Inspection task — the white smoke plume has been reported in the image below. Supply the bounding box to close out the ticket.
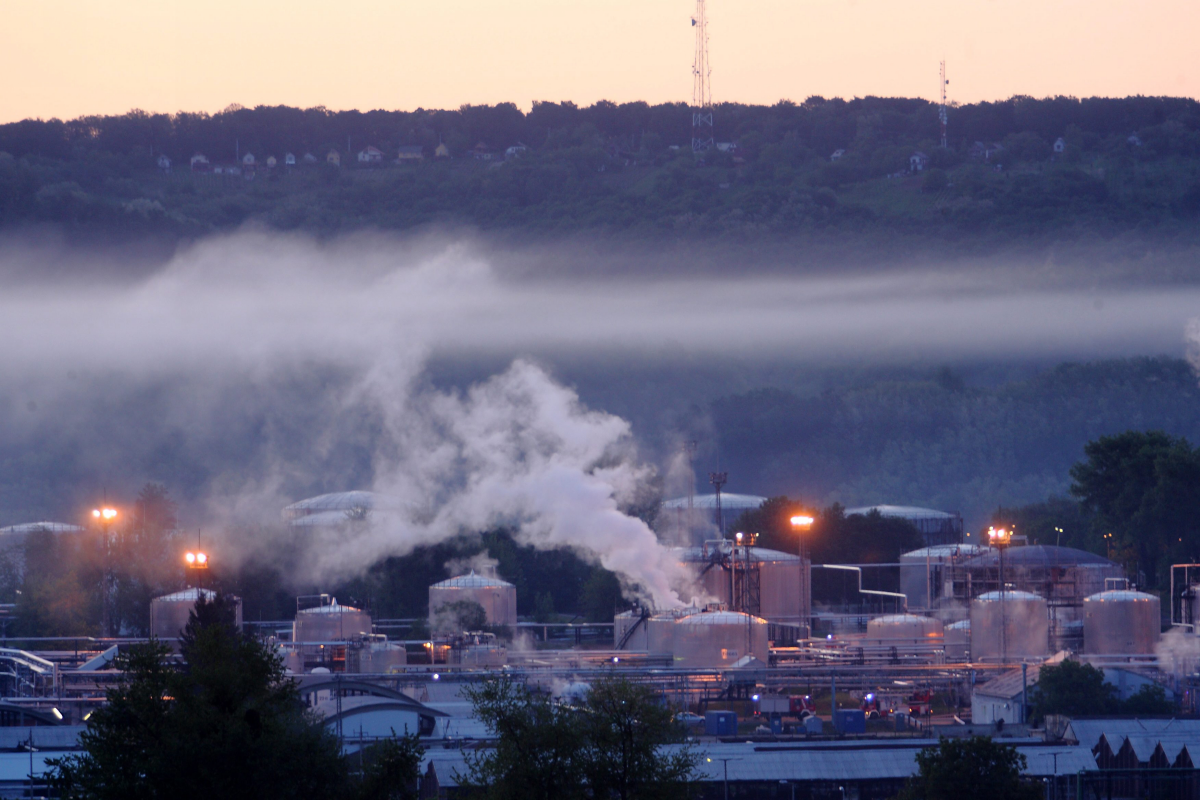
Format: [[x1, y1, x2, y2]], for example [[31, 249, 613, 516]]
[[444, 552, 501, 579]]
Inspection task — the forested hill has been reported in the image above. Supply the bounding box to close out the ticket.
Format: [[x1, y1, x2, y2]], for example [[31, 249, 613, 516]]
[[1, 96, 1199, 242]]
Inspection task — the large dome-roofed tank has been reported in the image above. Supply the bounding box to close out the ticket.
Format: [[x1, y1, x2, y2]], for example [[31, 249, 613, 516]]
[[672, 610, 769, 668], [293, 599, 373, 642], [945, 619, 971, 662], [1083, 590, 1161, 655], [429, 571, 518, 632], [969, 590, 1049, 661], [614, 610, 650, 651], [674, 545, 801, 624], [151, 588, 243, 643], [900, 544, 991, 610], [866, 614, 944, 640]]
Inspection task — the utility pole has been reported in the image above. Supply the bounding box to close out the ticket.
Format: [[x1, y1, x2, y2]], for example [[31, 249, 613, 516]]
[[939, 60, 949, 149], [691, 0, 714, 153]]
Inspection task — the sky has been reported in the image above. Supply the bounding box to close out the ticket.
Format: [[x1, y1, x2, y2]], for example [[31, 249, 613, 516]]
[[1, 0, 1196, 124]]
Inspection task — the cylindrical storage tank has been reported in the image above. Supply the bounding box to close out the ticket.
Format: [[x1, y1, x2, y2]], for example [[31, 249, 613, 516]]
[[945, 620, 970, 662], [645, 607, 698, 655], [356, 640, 408, 673], [1083, 590, 1161, 655], [866, 614, 944, 640], [674, 546, 801, 623], [293, 599, 373, 642], [614, 610, 649, 651], [672, 611, 769, 669], [969, 590, 1049, 661], [151, 588, 243, 643], [429, 571, 518, 632], [900, 545, 991, 610]]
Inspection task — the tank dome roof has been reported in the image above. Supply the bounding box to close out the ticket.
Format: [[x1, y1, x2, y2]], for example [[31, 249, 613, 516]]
[[431, 571, 514, 589]]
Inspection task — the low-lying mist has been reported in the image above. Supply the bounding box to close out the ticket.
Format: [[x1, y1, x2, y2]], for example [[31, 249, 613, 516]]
[[1, 228, 1198, 598]]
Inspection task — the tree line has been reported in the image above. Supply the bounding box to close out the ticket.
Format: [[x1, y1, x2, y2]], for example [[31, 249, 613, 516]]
[[1, 96, 1198, 238]]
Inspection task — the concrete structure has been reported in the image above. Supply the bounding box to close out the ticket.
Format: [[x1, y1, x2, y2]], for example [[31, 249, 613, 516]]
[[845, 505, 963, 547], [1083, 590, 1161, 655], [671, 610, 768, 669], [429, 572, 517, 631], [969, 590, 1049, 662], [150, 588, 243, 642], [293, 599, 372, 642], [900, 544, 990, 610]]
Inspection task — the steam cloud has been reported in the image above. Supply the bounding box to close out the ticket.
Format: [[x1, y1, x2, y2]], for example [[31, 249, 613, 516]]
[[3, 228, 1200, 606]]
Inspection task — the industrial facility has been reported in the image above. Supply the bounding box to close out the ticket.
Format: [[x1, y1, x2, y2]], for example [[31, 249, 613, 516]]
[[0, 490, 1196, 799]]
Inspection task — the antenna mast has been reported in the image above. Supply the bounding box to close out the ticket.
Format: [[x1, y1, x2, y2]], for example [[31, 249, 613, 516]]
[[939, 60, 949, 149], [691, 0, 713, 152]]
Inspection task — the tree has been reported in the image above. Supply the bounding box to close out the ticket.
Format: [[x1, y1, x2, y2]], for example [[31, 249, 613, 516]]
[[49, 594, 347, 800], [459, 674, 698, 800], [1029, 660, 1117, 723], [1069, 431, 1200, 589], [1120, 683, 1177, 716], [580, 676, 699, 800], [458, 675, 586, 800], [354, 733, 424, 800], [897, 736, 1041, 800]]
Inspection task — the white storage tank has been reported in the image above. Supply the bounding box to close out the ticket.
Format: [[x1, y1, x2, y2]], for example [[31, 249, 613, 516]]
[[353, 636, 408, 672], [293, 599, 373, 642], [900, 545, 991, 610], [866, 614, 944, 640], [429, 571, 518, 632], [614, 610, 649, 651], [645, 606, 699, 655], [945, 620, 971, 662], [672, 610, 769, 669], [1083, 590, 1161, 655], [674, 545, 801, 624], [969, 590, 1049, 661], [151, 588, 243, 642]]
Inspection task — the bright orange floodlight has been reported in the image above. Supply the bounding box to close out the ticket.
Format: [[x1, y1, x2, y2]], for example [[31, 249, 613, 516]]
[[790, 515, 814, 527]]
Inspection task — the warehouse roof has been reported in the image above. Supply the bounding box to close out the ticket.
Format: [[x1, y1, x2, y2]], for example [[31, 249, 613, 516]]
[[902, 544, 990, 559], [1067, 718, 1200, 763], [0, 521, 84, 535], [154, 588, 220, 603]]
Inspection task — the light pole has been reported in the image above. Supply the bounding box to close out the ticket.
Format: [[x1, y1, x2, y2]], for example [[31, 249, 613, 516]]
[[779, 780, 795, 800], [790, 515, 814, 637], [92, 506, 117, 637], [184, 550, 209, 590], [707, 756, 741, 800]]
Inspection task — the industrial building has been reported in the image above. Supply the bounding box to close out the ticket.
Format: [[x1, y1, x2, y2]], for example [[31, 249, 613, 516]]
[[674, 541, 804, 628]]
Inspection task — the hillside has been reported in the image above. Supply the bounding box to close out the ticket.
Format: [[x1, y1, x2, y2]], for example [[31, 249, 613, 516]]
[[2, 96, 1199, 244]]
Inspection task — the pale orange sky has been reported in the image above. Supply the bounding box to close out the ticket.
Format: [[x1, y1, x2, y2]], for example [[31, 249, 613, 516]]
[[1, 0, 1196, 124]]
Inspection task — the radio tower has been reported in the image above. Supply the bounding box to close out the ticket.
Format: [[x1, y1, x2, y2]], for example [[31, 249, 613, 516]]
[[691, 0, 713, 153], [939, 60, 949, 149]]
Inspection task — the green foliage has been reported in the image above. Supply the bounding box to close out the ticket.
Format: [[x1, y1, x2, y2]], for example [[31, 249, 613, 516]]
[[732, 498, 922, 567], [579, 567, 625, 622], [1030, 660, 1117, 722], [353, 733, 424, 800], [897, 736, 1041, 800], [1030, 660, 1178, 723], [1069, 430, 1200, 588], [458, 674, 698, 800], [48, 595, 347, 800], [533, 591, 557, 623]]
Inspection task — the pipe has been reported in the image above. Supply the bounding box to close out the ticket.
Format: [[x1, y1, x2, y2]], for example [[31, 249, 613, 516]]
[[815, 565, 909, 610]]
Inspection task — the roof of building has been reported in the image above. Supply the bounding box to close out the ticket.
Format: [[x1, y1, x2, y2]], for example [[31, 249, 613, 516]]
[[966, 545, 1113, 568], [662, 493, 768, 511], [673, 545, 800, 564], [676, 611, 766, 626], [973, 664, 1044, 701], [0, 521, 85, 535], [1084, 590, 1159, 603], [974, 590, 1045, 603], [845, 505, 957, 520], [901, 544, 990, 559], [431, 571, 514, 589], [154, 588, 220, 603], [1067, 718, 1200, 764]]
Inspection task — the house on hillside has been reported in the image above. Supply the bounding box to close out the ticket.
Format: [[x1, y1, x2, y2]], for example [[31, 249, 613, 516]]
[[470, 142, 492, 161], [157, 154, 171, 172], [504, 144, 528, 160], [284, 152, 296, 166], [434, 142, 450, 159], [190, 153, 211, 172], [909, 151, 929, 172], [968, 141, 1003, 162], [1053, 137, 1066, 154], [830, 149, 845, 162], [357, 146, 383, 164], [397, 145, 424, 162], [266, 155, 277, 168], [303, 152, 318, 164], [327, 150, 341, 166]]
